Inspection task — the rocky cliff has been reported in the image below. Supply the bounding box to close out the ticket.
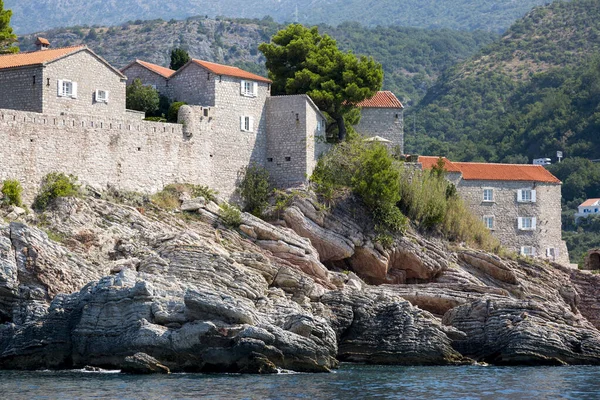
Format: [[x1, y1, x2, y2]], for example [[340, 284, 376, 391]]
[[0, 189, 599, 373]]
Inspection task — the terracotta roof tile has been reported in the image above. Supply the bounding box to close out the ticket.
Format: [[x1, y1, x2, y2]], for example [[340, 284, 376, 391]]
[[0, 46, 86, 69], [580, 199, 600, 207], [452, 162, 561, 183], [134, 59, 176, 78], [36, 37, 50, 45], [356, 91, 403, 108], [191, 59, 271, 83], [418, 156, 462, 173]]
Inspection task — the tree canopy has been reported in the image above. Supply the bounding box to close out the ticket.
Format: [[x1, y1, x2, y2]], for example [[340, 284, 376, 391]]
[[126, 78, 160, 115], [0, 0, 18, 54], [259, 24, 383, 141], [169, 47, 190, 70]]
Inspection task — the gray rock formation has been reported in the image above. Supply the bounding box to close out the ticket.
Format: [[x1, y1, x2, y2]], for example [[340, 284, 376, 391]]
[[0, 190, 599, 373]]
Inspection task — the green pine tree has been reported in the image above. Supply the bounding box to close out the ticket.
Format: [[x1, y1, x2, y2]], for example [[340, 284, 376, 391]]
[[0, 0, 18, 54]]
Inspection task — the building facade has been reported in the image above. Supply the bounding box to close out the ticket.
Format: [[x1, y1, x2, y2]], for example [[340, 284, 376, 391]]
[[353, 90, 404, 153], [575, 198, 600, 221], [0, 44, 126, 117], [419, 157, 569, 264]]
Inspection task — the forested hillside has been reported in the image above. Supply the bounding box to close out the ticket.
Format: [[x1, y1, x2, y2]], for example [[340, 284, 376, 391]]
[[6, 0, 551, 34], [19, 17, 497, 104], [408, 0, 600, 163]]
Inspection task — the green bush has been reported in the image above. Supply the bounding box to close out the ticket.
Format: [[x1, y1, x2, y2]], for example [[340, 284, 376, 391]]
[[1, 179, 23, 207], [239, 163, 271, 217], [33, 173, 80, 210], [219, 203, 242, 227], [126, 78, 160, 115], [351, 143, 400, 210], [167, 101, 186, 123]]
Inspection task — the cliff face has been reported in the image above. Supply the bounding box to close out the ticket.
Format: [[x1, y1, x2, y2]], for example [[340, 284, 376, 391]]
[[0, 190, 599, 372]]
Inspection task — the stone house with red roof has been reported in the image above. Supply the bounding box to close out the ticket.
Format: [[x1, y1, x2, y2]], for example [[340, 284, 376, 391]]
[[0, 42, 127, 116], [120, 59, 175, 96], [354, 90, 404, 153], [419, 156, 569, 264]]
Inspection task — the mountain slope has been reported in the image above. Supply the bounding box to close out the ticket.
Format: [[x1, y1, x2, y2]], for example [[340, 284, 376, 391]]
[[408, 0, 600, 163], [6, 0, 552, 34], [18, 17, 497, 104]]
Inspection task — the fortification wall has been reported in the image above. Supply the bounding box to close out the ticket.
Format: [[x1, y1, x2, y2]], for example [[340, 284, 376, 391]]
[[0, 108, 212, 202]]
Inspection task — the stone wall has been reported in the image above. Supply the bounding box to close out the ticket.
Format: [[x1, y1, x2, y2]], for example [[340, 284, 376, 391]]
[[0, 65, 44, 113], [42, 50, 127, 117], [456, 180, 569, 264], [354, 107, 404, 153], [265, 95, 329, 188], [168, 63, 216, 105], [0, 108, 212, 202], [121, 63, 170, 97]]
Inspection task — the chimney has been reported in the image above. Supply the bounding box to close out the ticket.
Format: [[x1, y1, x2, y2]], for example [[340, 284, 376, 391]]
[[35, 37, 50, 51]]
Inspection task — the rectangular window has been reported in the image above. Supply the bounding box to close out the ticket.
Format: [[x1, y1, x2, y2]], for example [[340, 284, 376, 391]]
[[240, 115, 254, 132], [285, 156, 291, 162], [483, 188, 494, 202], [546, 247, 557, 258], [240, 80, 258, 97], [95, 89, 109, 103], [521, 246, 535, 257], [518, 189, 536, 202], [57, 79, 77, 98], [518, 216, 537, 231], [483, 215, 494, 230]]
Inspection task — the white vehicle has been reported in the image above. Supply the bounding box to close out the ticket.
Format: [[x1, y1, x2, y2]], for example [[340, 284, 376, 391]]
[[533, 158, 552, 165]]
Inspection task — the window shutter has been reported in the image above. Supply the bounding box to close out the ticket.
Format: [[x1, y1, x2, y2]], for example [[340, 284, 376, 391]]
[[240, 80, 246, 95], [546, 248, 551, 257], [518, 217, 523, 230], [240, 116, 245, 131], [531, 217, 537, 230], [531, 190, 537, 202], [104, 91, 109, 103], [520, 246, 526, 255], [249, 116, 254, 132], [252, 82, 258, 96], [531, 247, 537, 256], [71, 82, 78, 98], [57, 80, 64, 96], [517, 189, 523, 202]]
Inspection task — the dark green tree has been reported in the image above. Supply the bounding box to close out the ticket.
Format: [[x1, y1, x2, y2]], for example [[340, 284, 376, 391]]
[[126, 78, 160, 115], [0, 0, 18, 54], [259, 24, 383, 141], [169, 47, 190, 70]]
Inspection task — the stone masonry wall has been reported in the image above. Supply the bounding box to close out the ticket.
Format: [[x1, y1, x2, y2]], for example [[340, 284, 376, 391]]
[[42, 50, 127, 117], [168, 63, 216, 105], [456, 180, 569, 264], [121, 64, 170, 97], [0, 108, 212, 202], [354, 107, 404, 153], [0, 65, 44, 113]]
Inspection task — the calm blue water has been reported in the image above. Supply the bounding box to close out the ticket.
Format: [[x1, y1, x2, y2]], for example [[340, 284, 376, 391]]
[[0, 364, 599, 399]]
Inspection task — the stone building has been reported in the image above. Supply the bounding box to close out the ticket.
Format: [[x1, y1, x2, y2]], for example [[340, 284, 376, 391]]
[[419, 156, 569, 264], [120, 59, 175, 94], [354, 90, 404, 153], [0, 42, 127, 117]]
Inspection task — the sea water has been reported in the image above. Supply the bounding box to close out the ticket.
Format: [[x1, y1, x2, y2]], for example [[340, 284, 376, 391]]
[[0, 364, 599, 399]]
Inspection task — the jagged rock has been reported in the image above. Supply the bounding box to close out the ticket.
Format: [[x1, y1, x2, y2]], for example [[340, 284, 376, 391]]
[[443, 298, 600, 365], [122, 352, 170, 374], [180, 197, 206, 212]]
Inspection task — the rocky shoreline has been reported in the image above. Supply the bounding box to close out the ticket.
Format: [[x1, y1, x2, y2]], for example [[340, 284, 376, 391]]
[[0, 190, 599, 373]]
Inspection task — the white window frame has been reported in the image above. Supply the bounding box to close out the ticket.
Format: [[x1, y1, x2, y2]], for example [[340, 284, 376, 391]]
[[240, 115, 254, 132], [546, 247, 558, 259], [521, 246, 535, 257], [518, 189, 536, 203], [240, 80, 258, 97], [95, 89, 109, 103], [483, 215, 494, 230], [518, 216, 537, 231], [57, 79, 77, 99], [483, 188, 494, 202]]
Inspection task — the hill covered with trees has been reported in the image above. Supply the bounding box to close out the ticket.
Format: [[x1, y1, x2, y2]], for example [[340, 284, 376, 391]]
[[18, 17, 497, 104], [6, 0, 552, 35]]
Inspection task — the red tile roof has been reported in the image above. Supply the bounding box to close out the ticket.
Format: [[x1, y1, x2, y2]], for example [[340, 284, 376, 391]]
[[130, 59, 176, 78], [0, 45, 86, 69], [580, 199, 600, 207], [36, 37, 50, 45], [452, 162, 561, 183], [191, 59, 271, 83], [356, 91, 404, 108], [418, 156, 462, 172]]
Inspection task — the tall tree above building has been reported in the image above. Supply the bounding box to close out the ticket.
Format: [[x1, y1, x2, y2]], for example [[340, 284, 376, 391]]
[[169, 47, 190, 70], [259, 24, 383, 141], [0, 0, 18, 54]]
